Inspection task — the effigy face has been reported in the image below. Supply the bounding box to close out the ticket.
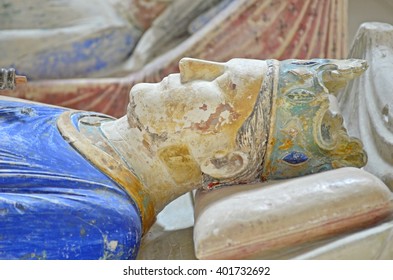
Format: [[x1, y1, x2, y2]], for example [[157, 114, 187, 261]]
[[128, 58, 267, 183], [124, 57, 368, 188]]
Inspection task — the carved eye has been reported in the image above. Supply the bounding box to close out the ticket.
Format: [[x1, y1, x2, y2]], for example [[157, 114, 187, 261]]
[[291, 61, 319, 66], [282, 151, 309, 165], [286, 89, 316, 103]]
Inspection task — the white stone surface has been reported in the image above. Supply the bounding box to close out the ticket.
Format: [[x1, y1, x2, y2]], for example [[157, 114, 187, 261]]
[[294, 219, 393, 259], [137, 192, 196, 260], [155, 192, 195, 231], [193, 168, 393, 260], [338, 22, 393, 191]]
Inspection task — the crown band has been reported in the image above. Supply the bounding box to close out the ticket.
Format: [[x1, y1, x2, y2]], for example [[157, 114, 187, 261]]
[[261, 59, 367, 181]]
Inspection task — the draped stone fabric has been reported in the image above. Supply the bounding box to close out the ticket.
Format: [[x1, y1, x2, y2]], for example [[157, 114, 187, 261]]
[[338, 22, 393, 191]]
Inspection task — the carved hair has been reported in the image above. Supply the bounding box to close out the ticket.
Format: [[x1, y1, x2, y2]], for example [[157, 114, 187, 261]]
[[235, 60, 276, 182], [202, 60, 277, 187]]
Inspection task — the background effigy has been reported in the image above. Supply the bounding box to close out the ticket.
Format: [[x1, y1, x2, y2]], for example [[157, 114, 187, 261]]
[[0, 0, 347, 117]]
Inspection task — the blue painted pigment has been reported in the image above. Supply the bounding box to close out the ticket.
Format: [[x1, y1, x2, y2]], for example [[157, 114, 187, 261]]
[[0, 100, 142, 259], [282, 151, 309, 165]]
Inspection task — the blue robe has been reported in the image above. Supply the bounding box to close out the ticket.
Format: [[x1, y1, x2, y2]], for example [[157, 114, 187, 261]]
[[0, 100, 142, 259]]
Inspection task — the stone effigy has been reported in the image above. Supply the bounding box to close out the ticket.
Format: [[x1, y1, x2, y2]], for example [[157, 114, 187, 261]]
[[0, 0, 165, 80], [0, 57, 370, 259], [0, 0, 221, 80], [0, 0, 348, 117]]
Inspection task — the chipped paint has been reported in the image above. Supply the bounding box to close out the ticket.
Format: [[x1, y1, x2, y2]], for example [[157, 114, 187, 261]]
[[189, 103, 240, 133]]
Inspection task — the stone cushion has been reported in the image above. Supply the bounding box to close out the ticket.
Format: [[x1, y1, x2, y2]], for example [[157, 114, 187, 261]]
[[193, 167, 393, 259]]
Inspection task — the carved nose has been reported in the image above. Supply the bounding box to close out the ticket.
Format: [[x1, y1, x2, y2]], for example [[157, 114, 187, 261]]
[[179, 58, 225, 83]]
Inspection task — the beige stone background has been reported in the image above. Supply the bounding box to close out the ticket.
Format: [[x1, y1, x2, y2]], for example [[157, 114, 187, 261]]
[[348, 0, 393, 45]]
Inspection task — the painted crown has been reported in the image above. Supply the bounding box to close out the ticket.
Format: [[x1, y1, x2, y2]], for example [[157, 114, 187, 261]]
[[262, 59, 368, 180]]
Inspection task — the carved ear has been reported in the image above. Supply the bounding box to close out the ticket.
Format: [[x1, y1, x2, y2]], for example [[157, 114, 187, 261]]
[[200, 151, 249, 180], [179, 57, 226, 83]]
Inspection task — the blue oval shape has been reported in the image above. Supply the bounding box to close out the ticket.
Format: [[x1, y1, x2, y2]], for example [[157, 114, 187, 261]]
[[282, 151, 309, 165]]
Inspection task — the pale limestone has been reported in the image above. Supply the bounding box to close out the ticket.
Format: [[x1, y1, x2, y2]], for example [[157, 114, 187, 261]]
[[137, 192, 196, 260], [338, 22, 393, 191], [193, 168, 393, 259], [294, 220, 393, 259]]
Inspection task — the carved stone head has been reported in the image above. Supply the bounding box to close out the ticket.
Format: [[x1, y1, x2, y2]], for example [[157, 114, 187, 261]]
[[126, 57, 367, 188]]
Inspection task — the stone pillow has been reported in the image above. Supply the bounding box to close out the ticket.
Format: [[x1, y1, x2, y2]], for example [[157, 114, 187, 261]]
[[193, 167, 393, 259]]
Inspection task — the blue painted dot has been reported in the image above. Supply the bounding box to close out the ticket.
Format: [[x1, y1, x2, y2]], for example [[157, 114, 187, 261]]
[[282, 151, 309, 165]]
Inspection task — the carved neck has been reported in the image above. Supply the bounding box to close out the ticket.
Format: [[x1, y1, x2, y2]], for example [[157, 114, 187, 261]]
[[101, 116, 202, 214]]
